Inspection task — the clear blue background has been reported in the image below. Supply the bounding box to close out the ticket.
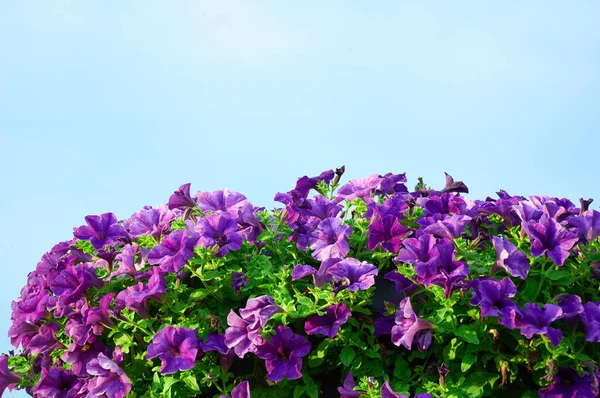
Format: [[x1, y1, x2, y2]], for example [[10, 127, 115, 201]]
[[1, 2, 599, 396]]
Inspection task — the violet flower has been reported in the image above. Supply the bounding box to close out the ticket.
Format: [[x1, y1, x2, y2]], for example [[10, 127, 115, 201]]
[[414, 241, 469, 298], [378, 172, 408, 195], [367, 215, 410, 253], [111, 244, 143, 279], [73, 212, 129, 250], [115, 267, 166, 318], [304, 302, 351, 338], [291, 258, 341, 288], [194, 189, 248, 217], [231, 272, 249, 296], [147, 326, 199, 374], [491, 236, 530, 279], [62, 340, 109, 377], [33, 367, 84, 398], [422, 215, 472, 240], [167, 183, 197, 210], [568, 210, 600, 243], [391, 297, 434, 351], [49, 263, 103, 306], [381, 381, 407, 398], [224, 295, 283, 358], [86, 353, 131, 398], [396, 234, 439, 265], [254, 325, 311, 382], [309, 218, 352, 261], [0, 354, 21, 396], [539, 367, 599, 398], [469, 278, 518, 327], [580, 302, 600, 342], [338, 372, 363, 397], [523, 216, 579, 266], [328, 258, 378, 292], [28, 323, 62, 355], [125, 204, 176, 240], [384, 270, 418, 296], [514, 303, 563, 346], [148, 228, 199, 272], [336, 174, 383, 202], [200, 333, 235, 372], [219, 380, 251, 398], [196, 213, 243, 257]]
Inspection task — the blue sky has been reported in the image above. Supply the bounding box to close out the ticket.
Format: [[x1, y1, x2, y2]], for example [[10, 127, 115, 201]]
[[1, 2, 599, 396]]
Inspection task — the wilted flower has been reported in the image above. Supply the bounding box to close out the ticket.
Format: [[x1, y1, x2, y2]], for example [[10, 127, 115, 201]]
[[254, 325, 311, 382]]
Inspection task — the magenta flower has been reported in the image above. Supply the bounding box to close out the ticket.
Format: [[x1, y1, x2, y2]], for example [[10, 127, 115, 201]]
[[580, 302, 600, 342], [32, 367, 84, 398], [491, 236, 530, 279], [49, 263, 103, 306], [196, 213, 243, 257], [147, 326, 199, 374], [254, 325, 311, 382], [28, 323, 62, 355], [514, 303, 563, 346], [73, 212, 129, 250], [224, 295, 283, 358], [396, 234, 439, 265], [86, 353, 131, 398], [328, 258, 378, 292], [391, 297, 433, 351], [523, 216, 579, 266], [309, 218, 352, 261], [0, 354, 21, 396], [367, 215, 411, 253], [62, 340, 109, 377], [148, 228, 199, 272], [304, 303, 351, 338], [194, 189, 248, 217]]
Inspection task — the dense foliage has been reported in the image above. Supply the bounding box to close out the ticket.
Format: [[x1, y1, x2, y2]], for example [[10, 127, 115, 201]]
[[3, 168, 600, 398]]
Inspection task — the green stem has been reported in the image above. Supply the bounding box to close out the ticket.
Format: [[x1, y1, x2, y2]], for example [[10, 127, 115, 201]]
[[533, 259, 548, 302]]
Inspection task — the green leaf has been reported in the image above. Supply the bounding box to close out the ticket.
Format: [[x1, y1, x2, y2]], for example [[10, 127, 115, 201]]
[[189, 289, 209, 300], [545, 270, 574, 285], [456, 325, 480, 345], [461, 353, 477, 372], [294, 386, 306, 398], [443, 338, 462, 362], [340, 347, 356, 367], [393, 357, 411, 380], [182, 375, 200, 392]]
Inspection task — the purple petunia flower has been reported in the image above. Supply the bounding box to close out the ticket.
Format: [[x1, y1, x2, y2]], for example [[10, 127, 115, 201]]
[[232, 272, 249, 296], [381, 381, 406, 398], [378, 172, 408, 195], [219, 380, 251, 398], [86, 353, 131, 398], [33, 367, 84, 398], [568, 210, 600, 243], [236, 203, 264, 244], [224, 295, 283, 358], [523, 216, 579, 266], [469, 278, 518, 327], [194, 189, 248, 217], [338, 372, 363, 397], [124, 204, 177, 240], [49, 263, 104, 306], [167, 183, 197, 210], [367, 215, 411, 253], [291, 258, 340, 288], [422, 215, 472, 240], [0, 354, 21, 396], [328, 258, 378, 292], [111, 244, 144, 280], [304, 302, 351, 339], [28, 323, 62, 355], [63, 340, 109, 377], [396, 234, 439, 265], [200, 332, 236, 372], [254, 325, 311, 382], [555, 294, 584, 319], [491, 236, 530, 279], [414, 241, 469, 298], [309, 218, 352, 261], [374, 315, 396, 337], [196, 213, 243, 257], [580, 302, 600, 342], [115, 267, 166, 318], [384, 270, 418, 296], [391, 297, 434, 351], [148, 228, 199, 272], [73, 212, 129, 250], [539, 367, 599, 398], [147, 326, 199, 374], [337, 174, 383, 202], [514, 303, 563, 346]]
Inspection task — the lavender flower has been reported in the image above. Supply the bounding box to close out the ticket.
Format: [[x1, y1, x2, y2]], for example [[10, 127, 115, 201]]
[[86, 353, 131, 398], [254, 325, 311, 382], [115, 267, 166, 318], [124, 204, 176, 240], [391, 297, 434, 351], [422, 215, 472, 240], [148, 228, 199, 272], [491, 236, 530, 279], [309, 218, 352, 261], [73, 212, 129, 250], [304, 302, 351, 338], [194, 189, 248, 217], [328, 258, 378, 291], [396, 234, 439, 265], [147, 326, 199, 374], [336, 174, 383, 202], [568, 209, 600, 243], [196, 213, 243, 257]]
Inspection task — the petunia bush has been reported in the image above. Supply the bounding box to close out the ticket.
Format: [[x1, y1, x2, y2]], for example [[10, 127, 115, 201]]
[[3, 167, 600, 397]]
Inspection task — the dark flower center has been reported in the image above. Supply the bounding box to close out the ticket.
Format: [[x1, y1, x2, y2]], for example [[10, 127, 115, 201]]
[[215, 233, 232, 247]]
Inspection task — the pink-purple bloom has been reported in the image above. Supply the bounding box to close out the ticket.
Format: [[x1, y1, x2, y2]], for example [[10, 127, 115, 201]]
[[309, 218, 352, 261], [568, 209, 600, 243], [147, 326, 199, 374], [167, 183, 197, 210], [0, 354, 21, 396], [32, 367, 84, 398], [367, 215, 411, 253], [491, 236, 530, 279], [148, 228, 199, 272], [523, 216, 579, 266], [391, 297, 434, 351], [422, 214, 472, 240], [196, 213, 243, 257], [194, 189, 248, 217], [219, 380, 251, 398], [86, 353, 131, 398], [124, 204, 177, 240], [328, 258, 378, 292], [337, 174, 383, 202], [291, 258, 341, 288], [304, 302, 351, 338], [254, 325, 311, 382], [73, 212, 129, 250]]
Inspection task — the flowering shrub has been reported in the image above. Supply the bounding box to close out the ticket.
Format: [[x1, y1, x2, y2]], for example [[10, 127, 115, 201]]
[[3, 168, 600, 397]]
